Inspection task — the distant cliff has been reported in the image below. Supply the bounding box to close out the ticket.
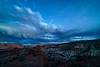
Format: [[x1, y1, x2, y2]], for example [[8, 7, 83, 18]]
[[0, 43, 23, 49]]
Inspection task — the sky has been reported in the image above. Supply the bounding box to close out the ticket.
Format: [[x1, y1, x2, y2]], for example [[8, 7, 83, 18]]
[[0, 0, 100, 44]]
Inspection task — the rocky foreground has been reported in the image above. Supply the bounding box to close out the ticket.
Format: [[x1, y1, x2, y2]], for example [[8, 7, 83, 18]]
[[0, 39, 100, 67]]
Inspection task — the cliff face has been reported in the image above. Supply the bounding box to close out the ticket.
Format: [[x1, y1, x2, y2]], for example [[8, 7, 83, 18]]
[[0, 39, 100, 67], [0, 43, 23, 49]]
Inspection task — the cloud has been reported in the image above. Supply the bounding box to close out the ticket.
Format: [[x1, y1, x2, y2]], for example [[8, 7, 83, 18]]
[[0, 5, 59, 38], [39, 33, 58, 40], [70, 36, 97, 41], [0, 2, 100, 44], [14, 5, 23, 12]]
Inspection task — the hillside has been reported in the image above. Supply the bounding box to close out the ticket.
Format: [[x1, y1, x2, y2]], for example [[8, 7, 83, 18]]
[[0, 39, 100, 67]]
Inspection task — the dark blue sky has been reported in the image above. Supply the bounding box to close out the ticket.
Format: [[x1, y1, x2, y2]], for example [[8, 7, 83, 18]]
[[0, 0, 100, 44], [26, 0, 100, 30]]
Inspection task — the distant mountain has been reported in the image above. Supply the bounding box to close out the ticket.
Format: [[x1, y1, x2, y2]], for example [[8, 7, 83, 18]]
[[55, 39, 100, 46]]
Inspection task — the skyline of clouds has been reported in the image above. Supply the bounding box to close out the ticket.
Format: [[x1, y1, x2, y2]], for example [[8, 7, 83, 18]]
[[0, 0, 100, 44], [0, 5, 59, 38]]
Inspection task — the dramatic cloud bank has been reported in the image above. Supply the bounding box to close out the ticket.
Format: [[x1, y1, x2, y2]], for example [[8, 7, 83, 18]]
[[0, 5, 58, 38], [0, 0, 100, 44]]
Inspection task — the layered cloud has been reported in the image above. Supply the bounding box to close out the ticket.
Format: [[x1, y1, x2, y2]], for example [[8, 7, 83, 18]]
[[0, 0, 100, 44], [0, 5, 59, 39]]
